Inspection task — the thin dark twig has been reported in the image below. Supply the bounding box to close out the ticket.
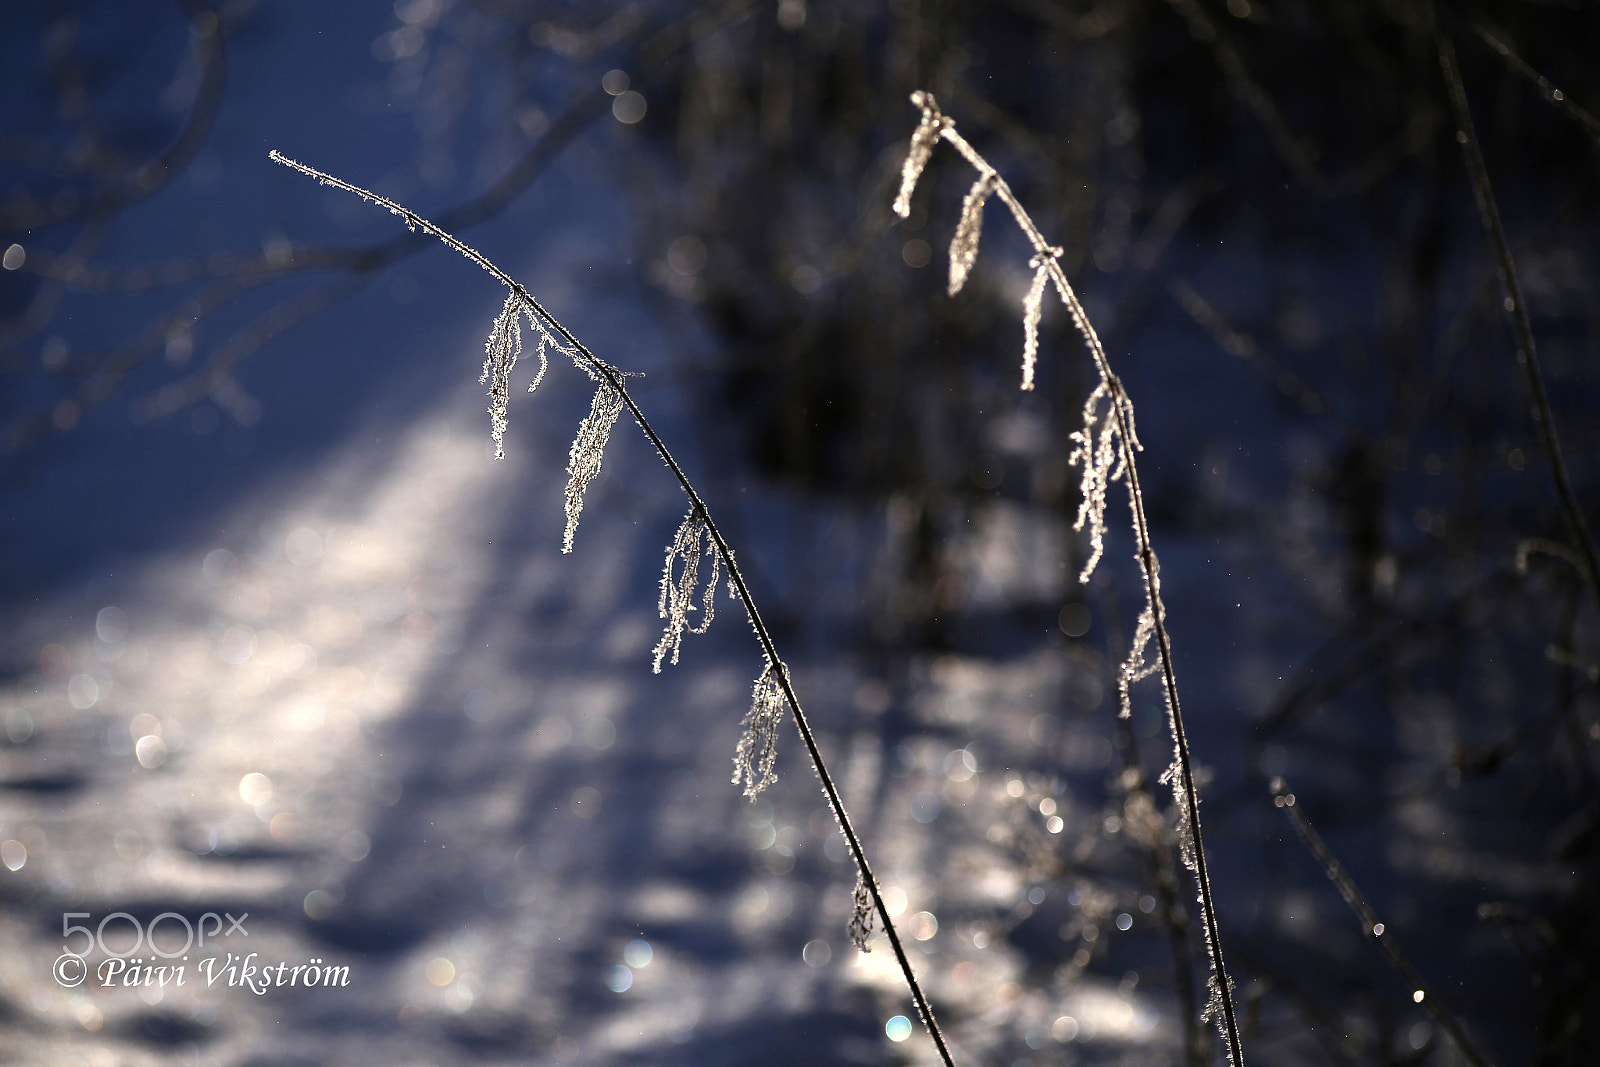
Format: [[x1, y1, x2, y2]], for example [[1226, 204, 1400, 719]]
[[1436, 33, 1600, 604], [911, 93, 1244, 1064], [1162, 0, 1424, 198], [0, 0, 227, 235], [1470, 22, 1600, 145], [1169, 276, 1331, 421], [268, 151, 957, 1067], [4, 0, 755, 448], [1268, 779, 1495, 1067]]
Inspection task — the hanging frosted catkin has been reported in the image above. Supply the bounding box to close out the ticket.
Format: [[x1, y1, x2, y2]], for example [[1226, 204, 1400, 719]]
[[653, 506, 721, 672], [893, 91, 947, 219], [480, 294, 523, 459], [947, 172, 996, 296], [562, 368, 624, 554], [732, 663, 785, 798], [1020, 248, 1059, 391]]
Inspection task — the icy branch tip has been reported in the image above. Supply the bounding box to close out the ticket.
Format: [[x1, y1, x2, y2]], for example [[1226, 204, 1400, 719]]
[[269, 150, 316, 180]]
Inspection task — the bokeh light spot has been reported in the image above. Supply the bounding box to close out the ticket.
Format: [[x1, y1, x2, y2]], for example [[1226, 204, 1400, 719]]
[[623, 939, 652, 968], [426, 957, 455, 986], [67, 674, 100, 709], [239, 772, 273, 805], [571, 786, 601, 818], [339, 830, 372, 862], [135, 735, 167, 769], [1059, 602, 1091, 638], [220, 625, 256, 664], [910, 791, 940, 823], [269, 812, 300, 843], [4, 708, 33, 744], [284, 527, 324, 566], [201, 548, 235, 586], [303, 890, 335, 920], [881, 886, 908, 918], [96, 606, 129, 643], [612, 91, 646, 124]]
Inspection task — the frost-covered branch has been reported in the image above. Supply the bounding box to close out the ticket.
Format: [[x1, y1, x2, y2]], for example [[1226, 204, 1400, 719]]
[[893, 91, 1245, 1066], [271, 149, 959, 1067]]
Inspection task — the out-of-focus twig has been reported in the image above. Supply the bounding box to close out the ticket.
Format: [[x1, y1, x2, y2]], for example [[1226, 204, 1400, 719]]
[[1269, 778, 1494, 1067], [1437, 33, 1600, 606], [1471, 22, 1600, 145]]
